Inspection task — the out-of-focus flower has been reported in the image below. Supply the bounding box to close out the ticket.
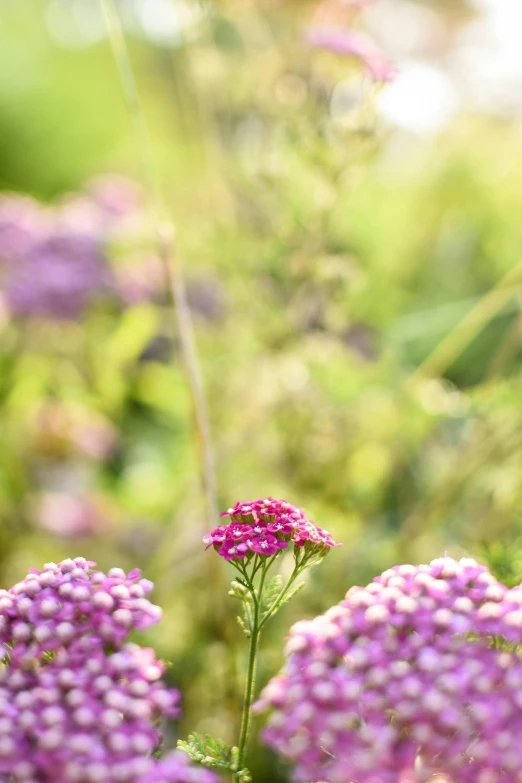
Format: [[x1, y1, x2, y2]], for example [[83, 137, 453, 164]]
[[0, 557, 187, 782], [307, 26, 396, 81], [30, 401, 118, 461], [203, 498, 341, 562], [113, 253, 165, 305], [0, 194, 46, 262], [258, 556, 522, 783], [85, 175, 142, 220], [34, 492, 108, 538], [3, 225, 107, 319], [137, 750, 219, 783], [0, 176, 156, 320]]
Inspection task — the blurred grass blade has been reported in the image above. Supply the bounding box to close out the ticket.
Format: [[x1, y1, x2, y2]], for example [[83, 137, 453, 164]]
[[407, 258, 522, 387], [99, 0, 218, 531]]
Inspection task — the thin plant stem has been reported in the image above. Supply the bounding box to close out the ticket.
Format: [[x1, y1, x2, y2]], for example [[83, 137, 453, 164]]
[[233, 557, 305, 780], [259, 557, 306, 630], [235, 615, 260, 782], [99, 0, 218, 532], [235, 565, 265, 782]]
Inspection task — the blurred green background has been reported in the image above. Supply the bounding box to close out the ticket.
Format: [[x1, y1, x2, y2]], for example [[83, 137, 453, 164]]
[[2, 0, 522, 779]]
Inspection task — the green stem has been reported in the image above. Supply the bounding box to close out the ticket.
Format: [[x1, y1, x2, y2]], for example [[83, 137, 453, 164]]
[[233, 556, 308, 780], [259, 566, 300, 630], [235, 585, 261, 780]]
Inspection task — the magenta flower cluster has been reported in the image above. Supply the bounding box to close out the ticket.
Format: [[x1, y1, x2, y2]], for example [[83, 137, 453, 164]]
[[0, 557, 216, 783], [203, 498, 340, 561], [258, 556, 522, 783]]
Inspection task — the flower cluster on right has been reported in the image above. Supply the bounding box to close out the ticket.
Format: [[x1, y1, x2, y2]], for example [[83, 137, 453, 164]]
[[203, 498, 340, 562], [258, 556, 522, 783]]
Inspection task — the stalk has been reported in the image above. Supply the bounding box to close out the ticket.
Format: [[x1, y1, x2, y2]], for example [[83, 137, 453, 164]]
[[233, 558, 297, 780], [259, 567, 299, 630], [99, 0, 218, 532], [235, 604, 260, 781]]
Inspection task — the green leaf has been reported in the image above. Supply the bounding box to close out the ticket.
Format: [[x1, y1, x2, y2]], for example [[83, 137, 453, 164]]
[[260, 574, 283, 614], [278, 581, 305, 608], [262, 581, 305, 622], [106, 303, 159, 366], [177, 734, 239, 771]]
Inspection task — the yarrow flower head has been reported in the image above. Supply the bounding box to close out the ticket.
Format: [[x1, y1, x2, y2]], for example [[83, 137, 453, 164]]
[[203, 498, 340, 564], [258, 556, 522, 783], [0, 557, 215, 783]]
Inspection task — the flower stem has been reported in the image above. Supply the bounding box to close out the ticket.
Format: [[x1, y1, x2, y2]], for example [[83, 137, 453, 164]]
[[233, 560, 272, 781], [233, 558, 301, 780], [259, 567, 300, 630], [235, 603, 260, 781], [99, 0, 218, 533]]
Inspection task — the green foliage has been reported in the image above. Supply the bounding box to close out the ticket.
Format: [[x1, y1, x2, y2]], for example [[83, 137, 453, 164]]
[[177, 733, 251, 780], [229, 579, 254, 636], [260, 576, 305, 623], [177, 733, 237, 770], [259, 575, 283, 615], [273, 582, 305, 612], [481, 540, 522, 588]]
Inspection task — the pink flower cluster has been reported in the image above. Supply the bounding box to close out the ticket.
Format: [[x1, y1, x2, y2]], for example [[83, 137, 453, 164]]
[[203, 498, 340, 562], [258, 556, 522, 783], [0, 558, 216, 783]]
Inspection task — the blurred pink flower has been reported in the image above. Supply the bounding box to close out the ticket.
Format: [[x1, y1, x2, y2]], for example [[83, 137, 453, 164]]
[[86, 174, 142, 219], [34, 492, 108, 537], [31, 401, 117, 461], [113, 253, 165, 305], [307, 26, 396, 82]]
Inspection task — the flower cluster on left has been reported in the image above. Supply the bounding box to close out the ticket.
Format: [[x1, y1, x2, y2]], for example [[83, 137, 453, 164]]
[[0, 177, 163, 321], [0, 557, 217, 783]]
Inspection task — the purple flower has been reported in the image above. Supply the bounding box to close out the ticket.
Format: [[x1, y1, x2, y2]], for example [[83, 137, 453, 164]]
[[203, 525, 228, 549], [258, 556, 522, 783], [250, 534, 287, 556], [306, 27, 396, 82], [267, 520, 293, 535], [4, 223, 108, 319], [34, 492, 108, 538], [218, 540, 249, 561], [0, 176, 156, 320], [0, 194, 45, 262], [230, 524, 254, 540], [137, 750, 218, 783], [0, 557, 219, 783], [205, 498, 341, 562]]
